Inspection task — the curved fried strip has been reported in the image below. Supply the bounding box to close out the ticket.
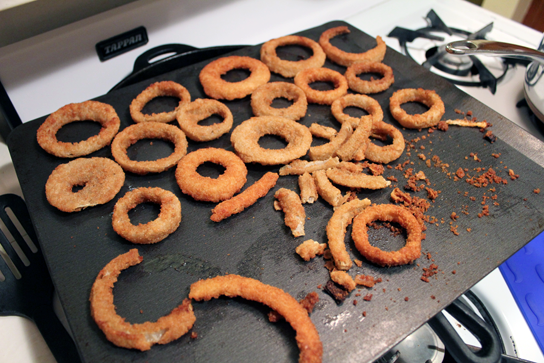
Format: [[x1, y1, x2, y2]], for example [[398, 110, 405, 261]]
[[326, 167, 390, 190], [326, 198, 371, 270], [312, 170, 349, 209], [274, 188, 306, 237], [389, 88, 445, 129], [90, 249, 195, 351], [330, 270, 356, 292], [189, 275, 323, 363], [335, 118, 373, 162], [308, 122, 353, 161], [279, 157, 341, 176], [309, 123, 337, 140]]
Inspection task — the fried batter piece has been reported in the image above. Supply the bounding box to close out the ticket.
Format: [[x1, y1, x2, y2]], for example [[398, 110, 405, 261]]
[[326, 167, 391, 190], [279, 157, 341, 176], [330, 270, 356, 292], [312, 170, 350, 208], [274, 188, 306, 237], [298, 172, 318, 204], [296, 239, 327, 261]]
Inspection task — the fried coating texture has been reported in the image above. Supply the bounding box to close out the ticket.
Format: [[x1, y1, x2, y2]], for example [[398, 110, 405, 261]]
[[176, 98, 233, 142], [365, 121, 405, 164], [331, 93, 383, 128], [279, 157, 341, 176], [294, 67, 348, 105], [389, 88, 445, 129], [330, 270, 356, 292], [251, 82, 308, 121], [345, 61, 394, 94], [326, 167, 391, 190], [312, 170, 350, 208], [129, 81, 191, 123], [298, 172, 318, 204], [274, 188, 306, 237], [309, 122, 353, 161], [296, 239, 326, 261]]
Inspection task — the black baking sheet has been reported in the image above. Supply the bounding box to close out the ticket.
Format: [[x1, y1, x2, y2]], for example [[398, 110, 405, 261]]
[[7, 21, 544, 363]]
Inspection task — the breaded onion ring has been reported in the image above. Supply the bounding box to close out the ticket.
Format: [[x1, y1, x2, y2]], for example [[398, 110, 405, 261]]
[[345, 61, 394, 94], [251, 82, 308, 121], [326, 198, 371, 270], [112, 187, 181, 244], [189, 274, 322, 363], [312, 170, 349, 209], [230, 116, 312, 165], [389, 88, 445, 129], [210, 172, 279, 222], [365, 122, 405, 164], [326, 167, 390, 190], [90, 249, 195, 351], [176, 147, 247, 203], [298, 172, 318, 204], [274, 188, 306, 237], [308, 123, 337, 140], [37, 100, 120, 158], [351, 204, 422, 266], [331, 93, 383, 128], [111, 122, 188, 175], [294, 68, 348, 105], [279, 157, 341, 176], [260, 35, 326, 78], [129, 81, 191, 123], [45, 157, 125, 213], [199, 55, 270, 100], [319, 26, 386, 67], [176, 98, 233, 142], [308, 122, 353, 161]]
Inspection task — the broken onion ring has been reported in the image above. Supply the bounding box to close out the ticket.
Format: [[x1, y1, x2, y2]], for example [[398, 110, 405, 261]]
[[251, 82, 308, 121], [344, 61, 394, 94], [129, 81, 191, 123], [326, 167, 391, 190], [176, 98, 233, 142], [294, 67, 348, 105], [389, 88, 445, 129], [274, 188, 306, 237]]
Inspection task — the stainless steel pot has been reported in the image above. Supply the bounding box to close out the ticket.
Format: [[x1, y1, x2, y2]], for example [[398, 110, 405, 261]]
[[446, 37, 544, 123]]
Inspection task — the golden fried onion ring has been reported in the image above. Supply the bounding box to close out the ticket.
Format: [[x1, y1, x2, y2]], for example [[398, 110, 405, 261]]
[[260, 35, 326, 78], [37, 100, 121, 158], [90, 249, 195, 351], [129, 81, 191, 123], [389, 88, 445, 129], [251, 82, 308, 121], [189, 274, 323, 363], [176, 147, 247, 203], [352, 204, 422, 266], [319, 26, 386, 67], [231, 116, 312, 165], [112, 187, 181, 244], [199, 55, 270, 100], [45, 157, 125, 213], [345, 61, 394, 94], [176, 98, 233, 142], [331, 93, 383, 128], [111, 122, 188, 175], [294, 68, 348, 105], [365, 121, 405, 164]]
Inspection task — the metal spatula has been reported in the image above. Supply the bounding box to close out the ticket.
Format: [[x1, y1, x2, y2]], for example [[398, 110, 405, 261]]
[[0, 194, 81, 363]]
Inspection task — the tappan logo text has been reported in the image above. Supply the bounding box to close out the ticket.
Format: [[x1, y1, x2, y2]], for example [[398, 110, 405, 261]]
[[96, 27, 148, 61]]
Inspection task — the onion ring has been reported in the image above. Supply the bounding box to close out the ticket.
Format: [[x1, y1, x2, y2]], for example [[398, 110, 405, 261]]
[[260, 35, 326, 78], [176, 98, 233, 142], [312, 170, 350, 209], [45, 157, 125, 213], [308, 122, 353, 161], [351, 204, 422, 266], [318, 26, 386, 67], [326, 167, 391, 190], [129, 81, 191, 123], [37, 100, 120, 158], [331, 93, 383, 128], [298, 172, 318, 204], [175, 147, 247, 203], [90, 249, 196, 351], [230, 116, 312, 165], [189, 274, 322, 363], [210, 172, 279, 222], [365, 121, 405, 164], [112, 187, 181, 244], [344, 61, 394, 94], [389, 88, 445, 129], [251, 82, 308, 121], [294, 68, 348, 105], [308, 123, 337, 140], [199, 55, 270, 100], [326, 198, 371, 270], [274, 188, 306, 237], [111, 122, 188, 175]]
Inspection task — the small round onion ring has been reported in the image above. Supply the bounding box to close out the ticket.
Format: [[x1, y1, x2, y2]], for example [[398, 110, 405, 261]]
[[175, 147, 247, 203], [365, 121, 405, 164], [331, 93, 383, 127], [251, 82, 308, 121], [45, 157, 125, 213], [199, 55, 270, 100], [112, 187, 181, 244], [176, 98, 233, 142], [389, 88, 445, 129], [189, 274, 323, 363], [352, 204, 422, 267], [318, 26, 386, 67], [37, 100, 121, 158], [111, 122, 188, 175], [90, 249, 195, 351], [129, 81, 191, 123], [345, 61, 394, 94], [294, 68, 348, 105], [260, 35, 326, 78], [230, 116, 312, 165]]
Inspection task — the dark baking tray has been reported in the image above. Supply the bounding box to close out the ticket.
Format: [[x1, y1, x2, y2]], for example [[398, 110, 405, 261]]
[[7, 21, 544, 363]]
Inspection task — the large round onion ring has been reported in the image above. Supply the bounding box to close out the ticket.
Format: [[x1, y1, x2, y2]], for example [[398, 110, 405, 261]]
[[45, 157, 125, 212], [199, 55, 270, 100], [230, 116, 312, 165], [352, 204, 422, 266], [331, 93, 383, 128], [111, 122, 188, 175], [260, 35, 326, 78], [251, 82, 308, 121], [318, 26, 386, 67], [294, 68, 348, 105], [90, 249, 196, 351], [37, 100, 121, 158], [189, 274, 323, 363], [112, 187, 181, 244], [175, 147, 247, 203], [129, 81, 191, 123], [389, 88, 445, 129], [365, 121, 405, 164], [176, 98, 233, 142], [345, 61, 394, 94]]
